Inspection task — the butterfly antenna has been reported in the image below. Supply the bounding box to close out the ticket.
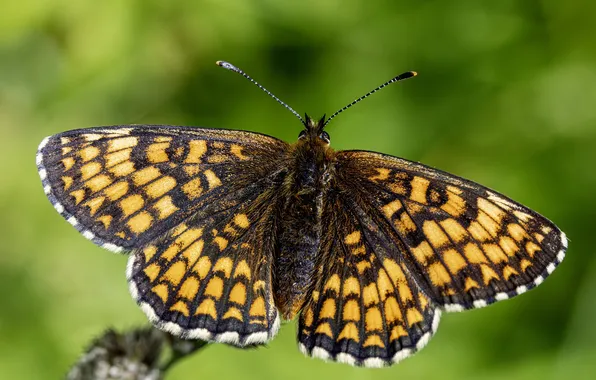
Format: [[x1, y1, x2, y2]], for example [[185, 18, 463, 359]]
[[216, 61, 306, 126], [323, 70, 417, 127]]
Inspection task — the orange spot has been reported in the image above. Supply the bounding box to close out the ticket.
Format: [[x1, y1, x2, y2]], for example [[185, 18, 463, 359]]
[[356, 260, 371, 273], [520, 259, 532, 272], [80, 162, 102, 180], [384, 296, 403, 324], [482, 243, 508, 263], [502, 265, 519, 280], [320, 299, 336, 319], [145, 176, 176, 199], [315, 322, 333, 337], [61, 176, 73, 190], [178, 277, 199, 300], [83, 196, 105, 215], [108, 136, 137, 152], [204, 170, 222, 189], [170, 301, 189, 316], [411, 241, 435, 265], [428, 262, 451, 286], [342, 300, 360, 321], [105, 181, 128, 201], [406, 308, 423, 326], [365, 307, 383, 331], [480, 264, 499, 285], [213, 257, 234, 278], [234, 260, 251, 280], [133, 167, 161, 186], [344, 231, 361, 245], [478, 198, 506, 223], [410, 176, 430, 204], [105, 148, 131, 167], [85, 174, 112, 193], [143, 246, 157, 262], [234, 214, 250, 229], [185, 140, 207, 163], [146, 142, 170, 163], [205, 277, 224, 299], [120, 194, 144, 217], [164, 261, 186, 286], [249, 297, 266, 317], [464, 277, 478, 292], [525, 241, 542, 258], [499, 236, 519, 256], [181, 240, 204, 265], [363, 334, 385, 348], [70, 189, 85, 204], [370, 168, 390, 181], [229, 283, 246, 305], [79, 146, 99, 162], [468, 221, 492, 242], [193, 257, 211, 279], [440, 218, 468, 243], [390, 325, 407, 341], [423, 220, 450, 248], [153, 195, 179, 219], [441, 191, 466, 217], [182, 177, 203, 200], [110, 161, 135, 177], [362, 283, 380, 306], [195, 299, 217, 318], [230, 144, 249, 160], [338, 322, 359, 342], [464, 243, 489, 264], [98, 215, 112, 229], [324, 274, 341, 293], [223, 307, 244, 321], [508, 223, 528, 242], [62, 157, 75, 171], [382, 200, 402, 219], [442, 249, 467, 274], [477, 210, 500, 237], [342, 277, 360, 297], [213, 236, 228, 251], [143, 263, 161, 282], [151, 284, 169, 303], [127, 211, 153, 234]]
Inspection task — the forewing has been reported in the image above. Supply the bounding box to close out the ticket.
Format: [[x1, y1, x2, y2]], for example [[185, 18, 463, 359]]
[[36, 125, 288, 252], [128, 184, 281, 345], [298, 190, 440, 367], [334, 150, 568, 311]]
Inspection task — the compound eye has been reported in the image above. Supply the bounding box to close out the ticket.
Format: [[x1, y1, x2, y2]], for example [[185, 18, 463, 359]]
[[319, 131, 330, 143], [298, 130, 307, 139]]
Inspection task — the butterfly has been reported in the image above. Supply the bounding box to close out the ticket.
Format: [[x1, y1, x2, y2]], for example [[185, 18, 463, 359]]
[[37, 61, 567, 368]]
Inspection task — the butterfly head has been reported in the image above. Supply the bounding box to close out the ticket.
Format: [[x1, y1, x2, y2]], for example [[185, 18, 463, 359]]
[[298, 114, 330, 146]]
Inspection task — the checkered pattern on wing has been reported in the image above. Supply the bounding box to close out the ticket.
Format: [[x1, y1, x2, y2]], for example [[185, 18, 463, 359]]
[[298, 191, 440, 367], [37, 125, 288, 252], [336, 151, 567, 312]]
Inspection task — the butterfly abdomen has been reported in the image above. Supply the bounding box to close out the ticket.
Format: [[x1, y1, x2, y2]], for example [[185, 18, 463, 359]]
[[273, 141, 332, 320]]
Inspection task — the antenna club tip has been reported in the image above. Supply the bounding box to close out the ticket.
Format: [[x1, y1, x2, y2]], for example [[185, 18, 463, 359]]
[[411, 71, 418, 77], [216, 61, 237, 71]]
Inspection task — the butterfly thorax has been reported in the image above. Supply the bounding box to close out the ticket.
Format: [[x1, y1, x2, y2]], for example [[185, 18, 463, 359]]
[[274, 120, 335, 320]]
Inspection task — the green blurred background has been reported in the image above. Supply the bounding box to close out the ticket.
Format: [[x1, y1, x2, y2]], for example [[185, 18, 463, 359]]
[[2, 0, 595, 379]]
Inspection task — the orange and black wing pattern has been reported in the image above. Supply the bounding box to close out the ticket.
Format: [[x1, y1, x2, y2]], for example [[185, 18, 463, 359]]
[[37, 125, 288, 344], [298, 188, 440, 367], [334, 151, 567, 312]]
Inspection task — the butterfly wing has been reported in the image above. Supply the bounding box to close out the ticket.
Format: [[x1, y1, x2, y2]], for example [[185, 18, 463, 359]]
[[298, 149, 567, 367], [298, 186, 440, 367], [37, 125, 289, 344], [333, 150, 567, 311], [37, 125, 288, 252]]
